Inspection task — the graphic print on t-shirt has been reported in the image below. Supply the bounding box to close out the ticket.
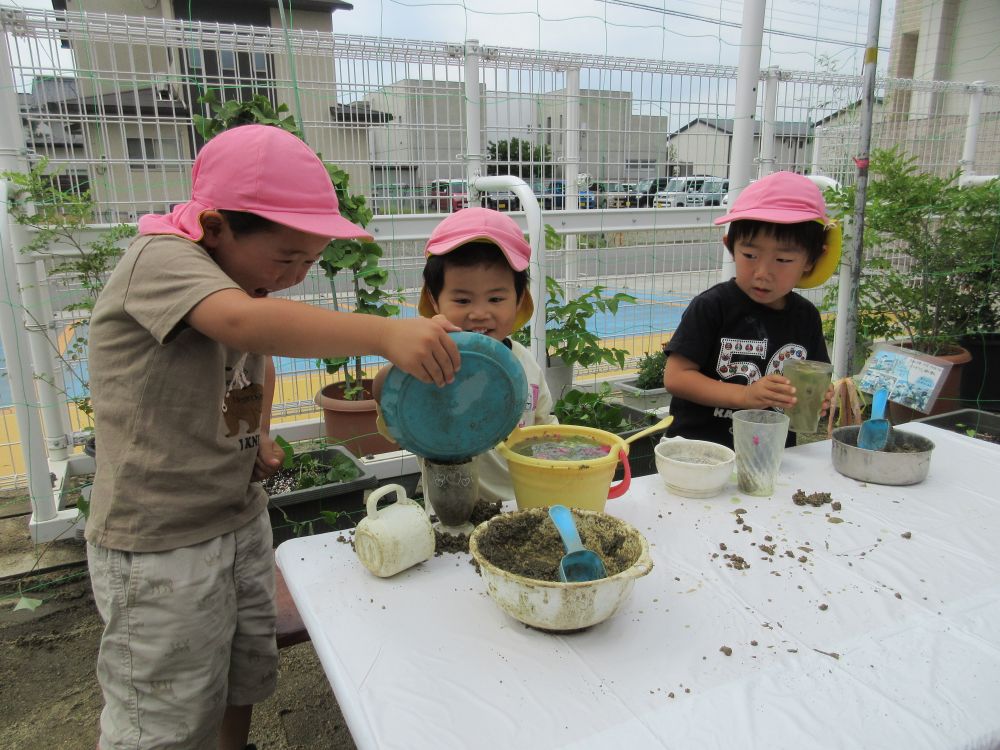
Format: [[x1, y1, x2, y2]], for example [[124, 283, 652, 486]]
[[222, 364, 262, 438], [717, 338, 806, 383]]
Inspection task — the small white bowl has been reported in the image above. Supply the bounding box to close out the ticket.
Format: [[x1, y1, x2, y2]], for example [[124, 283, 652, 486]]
[[654, 438, 735, 498]]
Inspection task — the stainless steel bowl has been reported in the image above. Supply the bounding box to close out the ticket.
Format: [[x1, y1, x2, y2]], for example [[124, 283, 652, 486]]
[[831, 426, 934, 485]]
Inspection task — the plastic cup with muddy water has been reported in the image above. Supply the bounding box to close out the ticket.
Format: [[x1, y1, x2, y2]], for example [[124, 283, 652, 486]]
[[422, 457, 479, 536], [732, 409, 790, 496], [783, 359, 834, 433], [354, 484, 435, 577]]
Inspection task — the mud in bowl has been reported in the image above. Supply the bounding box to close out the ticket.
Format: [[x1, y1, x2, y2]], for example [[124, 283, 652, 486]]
[[731, 409, 789, 496], [783, 359, 833, 433]]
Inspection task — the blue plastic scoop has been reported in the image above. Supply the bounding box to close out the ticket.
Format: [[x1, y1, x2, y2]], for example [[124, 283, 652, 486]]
[[548, 504, 607, 583], [858, 387, 892, 451]]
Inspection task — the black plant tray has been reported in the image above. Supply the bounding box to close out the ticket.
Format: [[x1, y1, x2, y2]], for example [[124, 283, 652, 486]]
[[267, 445, 378, 509], [913, 409, 1000, 444]]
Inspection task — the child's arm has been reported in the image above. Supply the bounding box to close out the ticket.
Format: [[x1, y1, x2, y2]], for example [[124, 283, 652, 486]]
[[186, 290, 461, 386], [253, 356, 284, 481], [664, 352, 797, 411]]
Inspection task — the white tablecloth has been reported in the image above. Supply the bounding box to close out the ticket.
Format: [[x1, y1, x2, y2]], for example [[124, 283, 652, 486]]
[[276, 422, 1000, 750]]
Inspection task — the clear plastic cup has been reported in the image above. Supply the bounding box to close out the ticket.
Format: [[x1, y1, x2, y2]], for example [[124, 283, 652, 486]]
[[783, 360, 834, 433], [732, 409, 790, 496]]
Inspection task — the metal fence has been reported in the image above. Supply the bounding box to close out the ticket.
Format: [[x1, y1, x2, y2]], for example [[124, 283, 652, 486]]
[[2, 5, 999, 493]]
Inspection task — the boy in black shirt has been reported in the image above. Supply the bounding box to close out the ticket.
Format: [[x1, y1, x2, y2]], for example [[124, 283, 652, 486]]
[[663, 172, 841, 448]]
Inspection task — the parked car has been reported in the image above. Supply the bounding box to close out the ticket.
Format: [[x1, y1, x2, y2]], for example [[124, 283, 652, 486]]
[[652, 175, 728, 208], [588, 181, 629, 208], [616, 176, 673, 208], [425, 178, 468, 212], [480, 190, 521, 212], [540, 180, 597, 210]]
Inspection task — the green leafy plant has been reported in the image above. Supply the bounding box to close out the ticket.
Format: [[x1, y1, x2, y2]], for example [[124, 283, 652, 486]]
[[633, 349, 667, 390], [553, 385, 629, 431], [195, 90, 401, 400], [267, 435, 362, 492], [825, 148, 1000, 356], [2, 159, 136, 425], [515, 276, 636, 369]]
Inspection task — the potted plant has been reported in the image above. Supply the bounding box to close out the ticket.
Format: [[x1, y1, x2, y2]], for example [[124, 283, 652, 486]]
[[825, 148, 1000, 418], [311, 168, 403, 456], [513, 225, 635, 398], [194, 92, 402, 456], [618, 348, 671, 412]]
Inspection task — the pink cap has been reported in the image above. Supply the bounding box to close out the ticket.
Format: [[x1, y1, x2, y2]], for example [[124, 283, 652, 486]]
[[424, 207, 531, 271], [138, 124, 372, 241], [714, 171, 832, 227]]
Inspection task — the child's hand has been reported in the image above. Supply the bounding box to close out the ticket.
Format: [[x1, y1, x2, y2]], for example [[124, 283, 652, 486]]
[[384, 317, 462, 387], [818, 381, 835, 417], [744, 373, 797, 410], [253, 435, 284, 482]]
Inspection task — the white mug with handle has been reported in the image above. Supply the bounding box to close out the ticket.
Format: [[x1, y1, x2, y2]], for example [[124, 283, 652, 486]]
[[354, 484, 435, 577]]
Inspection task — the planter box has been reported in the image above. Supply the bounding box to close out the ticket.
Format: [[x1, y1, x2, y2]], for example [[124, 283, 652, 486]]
[[618, 378, 672, 413], [267, 445, 378, 509], [614, 404, 659, 479], [958, 332, 1000, 412], [913, 408, 1000, 445]]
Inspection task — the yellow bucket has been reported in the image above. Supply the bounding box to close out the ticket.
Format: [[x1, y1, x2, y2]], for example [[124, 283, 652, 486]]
[[496, 424, 632, 512]]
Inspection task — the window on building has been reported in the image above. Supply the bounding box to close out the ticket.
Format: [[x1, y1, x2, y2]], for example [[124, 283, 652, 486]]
[[186, 48, 203, 70], [219, 50, 237, 75], [126, 137, 181, 169]]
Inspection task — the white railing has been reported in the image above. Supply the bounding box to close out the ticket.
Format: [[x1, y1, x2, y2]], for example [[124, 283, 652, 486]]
[[2, 6, 999, 538]]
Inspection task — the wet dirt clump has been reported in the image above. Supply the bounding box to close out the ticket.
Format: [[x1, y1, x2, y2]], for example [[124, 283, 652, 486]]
[[432, 499, 503, 554], [474, 508, 638, 582], [792, 489, 834, 507]]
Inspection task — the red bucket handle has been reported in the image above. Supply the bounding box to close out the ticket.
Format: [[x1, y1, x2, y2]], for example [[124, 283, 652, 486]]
[[607, 449, 631, 499]]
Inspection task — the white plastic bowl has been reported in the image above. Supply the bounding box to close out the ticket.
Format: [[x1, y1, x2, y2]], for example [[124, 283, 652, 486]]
[[468, 508, 653, 632], [654, 437, 735, 498]]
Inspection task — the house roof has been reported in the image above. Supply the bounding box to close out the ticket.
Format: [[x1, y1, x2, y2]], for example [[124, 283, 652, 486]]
[[813, 98, 885, 127], [668, 117, 812, 138]]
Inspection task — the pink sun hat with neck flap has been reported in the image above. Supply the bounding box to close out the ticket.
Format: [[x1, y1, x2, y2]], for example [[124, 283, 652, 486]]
[[137, 124, 372, 242], [714, 171, 842, 289], [417, 207, 535, 330]]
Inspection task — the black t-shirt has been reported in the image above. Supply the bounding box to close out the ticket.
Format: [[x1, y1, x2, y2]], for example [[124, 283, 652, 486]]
[[664, 280, 829, 448]]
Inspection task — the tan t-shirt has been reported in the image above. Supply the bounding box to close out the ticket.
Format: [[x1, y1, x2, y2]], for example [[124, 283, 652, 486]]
[[85, 235, 268, 552]]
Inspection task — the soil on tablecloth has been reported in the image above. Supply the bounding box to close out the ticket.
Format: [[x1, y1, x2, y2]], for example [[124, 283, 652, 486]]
[[474, 508, 636, 582]]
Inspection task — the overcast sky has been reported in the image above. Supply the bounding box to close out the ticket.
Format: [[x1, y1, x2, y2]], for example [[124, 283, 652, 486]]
[[7, 0, 897, 78], [328, 0, 897, 77]]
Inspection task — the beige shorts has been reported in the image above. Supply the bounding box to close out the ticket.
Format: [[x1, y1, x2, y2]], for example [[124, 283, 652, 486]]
[[88, 509, 277, 750]]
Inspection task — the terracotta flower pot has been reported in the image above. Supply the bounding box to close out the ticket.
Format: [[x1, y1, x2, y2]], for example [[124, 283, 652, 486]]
[[315, 381, 398, 458]]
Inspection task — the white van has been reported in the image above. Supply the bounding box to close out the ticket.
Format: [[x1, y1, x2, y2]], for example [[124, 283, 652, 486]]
[[653, 176, 728, 208]]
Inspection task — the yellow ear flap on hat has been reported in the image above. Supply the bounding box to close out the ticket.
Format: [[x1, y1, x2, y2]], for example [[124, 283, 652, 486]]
[[797, 222, 842, 289]]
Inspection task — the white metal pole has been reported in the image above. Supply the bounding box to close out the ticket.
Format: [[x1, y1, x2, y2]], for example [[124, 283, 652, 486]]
[[563, 68, 581, 301], [0, 23, 59, 523], [959, 81, 985, 178], [464, 39, 483, 208], [721, 0, 767, 282], [759, 66, 780, 177], [834, 0, 883, 379], [14, 255, 72, 459]]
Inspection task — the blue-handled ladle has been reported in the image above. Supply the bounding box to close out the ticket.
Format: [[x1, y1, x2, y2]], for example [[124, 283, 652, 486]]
[[548, 504, 607, 583], [858, 386, 892, 451]]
